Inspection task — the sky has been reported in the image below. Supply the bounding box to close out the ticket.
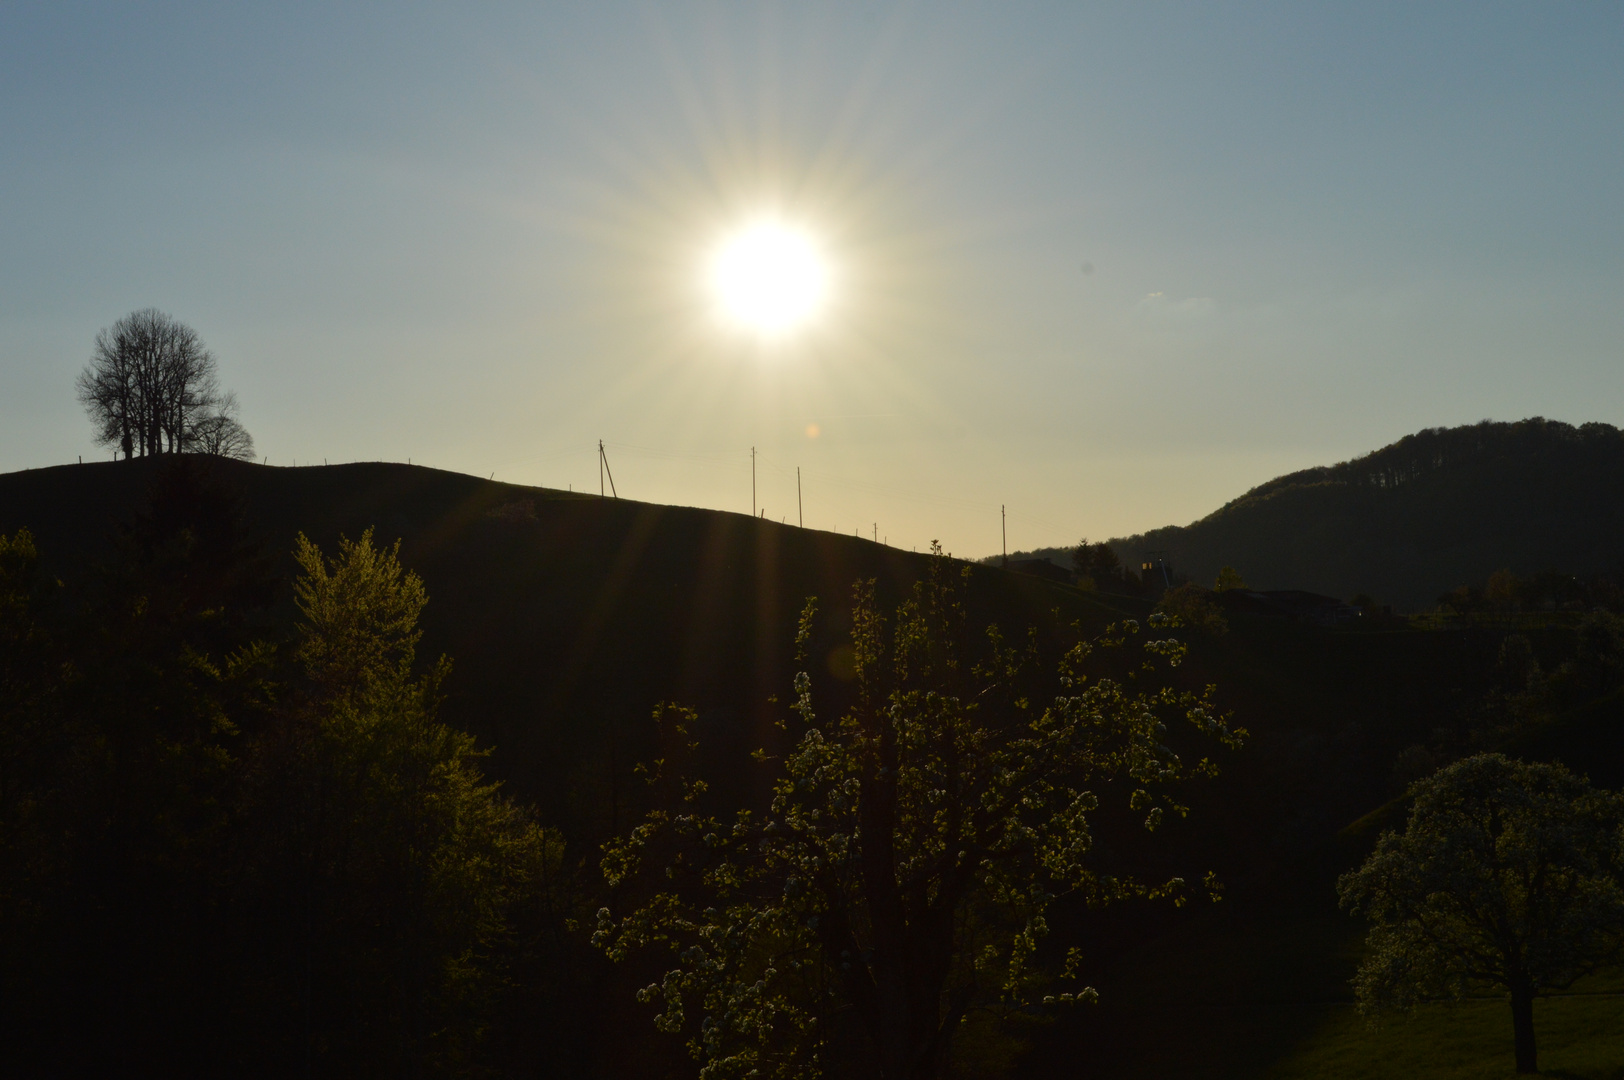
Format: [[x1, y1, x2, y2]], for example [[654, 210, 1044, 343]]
[[2, 2, 1620, 557]]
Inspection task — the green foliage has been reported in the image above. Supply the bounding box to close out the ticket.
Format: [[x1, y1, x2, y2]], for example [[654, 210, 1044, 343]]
[[1571, 610, 1624, 695], [1389, 609, 1624, 810], [0, 527, 42, 619], [0, 477, 291, 1069], [1155, 584, 1229, 637], [1484, 568, 1520, 609], [0, 528, 65, 928], [294, 529, 431, 697], [1444, 617, 1624, 764], [1437, 568, 1624, 620], [1338, 754, 1624, 1073], [248, 529, 566, 1071], [0, 528, 56, 817], [1214, 566, 1245, 592], [595, 547, 1242, 1080], [0, 476, 567, 1075]]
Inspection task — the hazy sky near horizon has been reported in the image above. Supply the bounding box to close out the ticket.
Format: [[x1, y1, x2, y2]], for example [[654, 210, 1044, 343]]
[[2, 3, 1620, 556]]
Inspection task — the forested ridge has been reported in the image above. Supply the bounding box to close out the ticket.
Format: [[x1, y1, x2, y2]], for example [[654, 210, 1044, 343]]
[[1003, 419, 1624, 609], [1128, 418, 1624, 606]]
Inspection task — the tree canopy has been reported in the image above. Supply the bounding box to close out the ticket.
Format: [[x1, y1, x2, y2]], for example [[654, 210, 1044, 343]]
[[1338, 753, 1624, 1074], [594, 549, 1242, 1080], [76, 309, 254, 460]]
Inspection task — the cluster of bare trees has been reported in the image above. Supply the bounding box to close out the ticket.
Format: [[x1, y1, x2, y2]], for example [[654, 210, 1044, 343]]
[[76, 309, 255, 461]]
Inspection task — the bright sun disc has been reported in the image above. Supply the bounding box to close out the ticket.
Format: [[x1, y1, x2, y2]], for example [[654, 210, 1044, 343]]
[[709, 222, 828, 337]]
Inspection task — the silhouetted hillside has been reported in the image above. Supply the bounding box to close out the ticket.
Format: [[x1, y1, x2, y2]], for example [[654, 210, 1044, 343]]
[[0, 457, 1115, 841], [1004, 419, 1624, 609], [4, 454, 1618, 1078]]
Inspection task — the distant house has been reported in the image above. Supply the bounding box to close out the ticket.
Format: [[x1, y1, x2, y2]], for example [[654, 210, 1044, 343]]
[[1006, 558, 1073, 584], [1218, 589, 1363, 627], [1139, 552, 1174, 598]]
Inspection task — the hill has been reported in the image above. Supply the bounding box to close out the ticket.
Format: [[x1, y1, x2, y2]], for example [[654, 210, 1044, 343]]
[[0, 457, 1118, 837], [1001, 419, 1624, 610], [2, 455, 1620, 1078]]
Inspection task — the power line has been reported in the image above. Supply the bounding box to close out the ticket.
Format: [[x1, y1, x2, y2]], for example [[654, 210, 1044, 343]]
[[467, 436, 1083, 548], [602, 440, 1071, 530]]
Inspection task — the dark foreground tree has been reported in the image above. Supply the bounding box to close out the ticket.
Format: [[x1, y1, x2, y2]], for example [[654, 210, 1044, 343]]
[[240, 529, 564, 1072], [594, 550, 1242, 1080], [1338, 754, 1624, 1074], [75, 308, 252, 458], [0, 528, 62, 850], [0, 468, 567, 1076]]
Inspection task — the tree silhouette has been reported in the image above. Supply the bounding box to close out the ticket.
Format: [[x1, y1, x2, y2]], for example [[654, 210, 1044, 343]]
[[1071, 538, 1120, 582], [189, 391, 256, 460], [75, 309, 252, 458]]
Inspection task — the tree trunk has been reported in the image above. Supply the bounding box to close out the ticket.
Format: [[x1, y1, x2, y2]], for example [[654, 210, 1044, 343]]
[[1509, 978, 1537, 1074], [867, 978, 950, 1080]]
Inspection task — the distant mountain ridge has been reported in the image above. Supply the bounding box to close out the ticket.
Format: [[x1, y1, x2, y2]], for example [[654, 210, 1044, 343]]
[[1004, 419, 1624, 609]]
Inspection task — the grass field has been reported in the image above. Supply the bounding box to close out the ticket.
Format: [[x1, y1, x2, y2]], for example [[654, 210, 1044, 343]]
[[1267, 991, 1624, 1079]]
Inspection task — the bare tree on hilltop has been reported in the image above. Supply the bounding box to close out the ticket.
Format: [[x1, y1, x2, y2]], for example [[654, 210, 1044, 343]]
[[76, 309, 255, 460], [189, 391, 255, 459]]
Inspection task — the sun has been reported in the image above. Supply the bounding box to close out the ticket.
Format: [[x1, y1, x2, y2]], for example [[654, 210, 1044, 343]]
[[708, 220, 829, 337]]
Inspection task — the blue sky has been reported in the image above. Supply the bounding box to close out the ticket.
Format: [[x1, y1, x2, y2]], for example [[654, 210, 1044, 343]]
[[2, 2, 1620, 555]]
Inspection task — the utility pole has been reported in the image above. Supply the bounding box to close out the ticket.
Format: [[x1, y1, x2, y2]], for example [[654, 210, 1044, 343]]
[[598, 440, 618, 498], [751, 446, 757, 517], [873, 523, 877, 543], [797, 467, 802, 528], [1002, 505, 1007, 567]]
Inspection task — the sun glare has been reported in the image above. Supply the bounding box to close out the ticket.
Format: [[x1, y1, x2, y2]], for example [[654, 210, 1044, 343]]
[[708, 221, 829, 337]]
